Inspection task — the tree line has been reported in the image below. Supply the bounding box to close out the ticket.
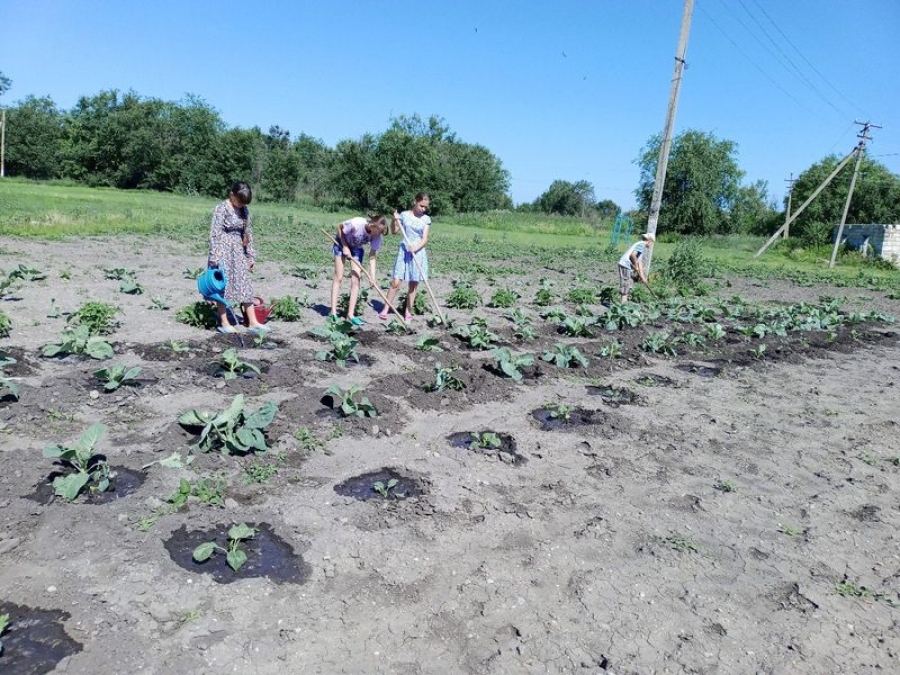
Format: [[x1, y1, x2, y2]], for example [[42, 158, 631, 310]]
[[2, 78, 897, 236]]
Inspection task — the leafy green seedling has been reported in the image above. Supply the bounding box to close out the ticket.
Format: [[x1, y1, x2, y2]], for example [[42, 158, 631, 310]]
[[243, 461, 280, 484], [777, 523, 802, 537], [215, 348, 261, 380], [423, 363, 466, 392], [641, 331, 678, 356], [372, 478, 399, 499], [119, 279, 144, 295], [43, 325, 114, 360], [469, 432, 502, 450], [8, 264, 47, 281], [42, 424, 110, 501], [597, 339, 623, 358], [0, 352, 19, 400], [269, 296, 303, 322], [385, 318, 408, 334], [175, 302, 218, 329], [183, 267, 204, 280], [170, 340, 189, 353], [193, 523, 258, 572], [541, 343, 589, 368], [749, 344, 767, 360], [67, 301, 119, 335], [178, 395, 278, 455], [491, 347, 534, 381], [149, 296, 170, 311], [713, 480, 737, 493], [547, 403, 573, 421], [94, 363, 142, 391], [560, 315, 597, 337], [567, 287, 596, 305], [0, 612, 9, 655], [47, 299, 62, 318], [451, 318, 499, 350], [415, 335, 443, 352], [325, 384, 378, 418], [488, 288, 519, 308], [445, 281, 481, 310]]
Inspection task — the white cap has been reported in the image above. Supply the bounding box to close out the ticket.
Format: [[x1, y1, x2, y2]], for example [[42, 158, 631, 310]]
[[642, 233, 656, 242]]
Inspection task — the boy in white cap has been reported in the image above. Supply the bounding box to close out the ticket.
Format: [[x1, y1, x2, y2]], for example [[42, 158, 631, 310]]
[[617, 233, 655, 302]]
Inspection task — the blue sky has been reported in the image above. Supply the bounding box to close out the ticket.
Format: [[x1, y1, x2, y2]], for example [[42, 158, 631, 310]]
[[2, 0, 898, 210]]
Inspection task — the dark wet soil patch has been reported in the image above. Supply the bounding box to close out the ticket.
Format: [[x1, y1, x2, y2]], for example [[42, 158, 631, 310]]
[[0, 601, 83, 675], [129, 340, 206, 361], [0, 347, 40, 377], [447, 431, 525, 465], [675, 363, 723, 378], [587, 385, 641, 407], [531, 407, 604, 431], [481, 362, 546, 381], [164, 522, 311, 585], [333, 467, 426, 501], [25, 466, 147, 505], [633, 373, 678, 388]]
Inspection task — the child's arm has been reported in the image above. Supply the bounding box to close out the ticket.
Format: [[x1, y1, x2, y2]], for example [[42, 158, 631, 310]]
[[336, 224, 352, 258], [411, 226, 429, 254], [391, 211, 402, 235]]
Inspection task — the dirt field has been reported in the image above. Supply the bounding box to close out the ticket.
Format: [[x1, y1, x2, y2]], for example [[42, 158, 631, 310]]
[[1, 236, 899, 675]]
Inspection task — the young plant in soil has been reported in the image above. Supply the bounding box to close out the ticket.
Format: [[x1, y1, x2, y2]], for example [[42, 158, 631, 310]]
[[491, 347, 535, 382], [176, 302, 218, 329], [567, 287, 596, 305], [338, 288, 369, 317], [148, 296, 171, 311], [546, 403, 573, 421], [707, 323, 726, 340], [749, 344, 767, 360], [542, 343, 590, 368], [423, 363, 466, 392], [67, 300, 119, 335], [315, 332, 360, 367], [42, 423, 110, 501], [641, 331, 679, 356], [540, 306, 568, 322], [446, 280, 482, 310], [0, 612, 9, 655], [178, 394, 278, 455], [596, 338, 623, 359], [8, 264, 47, 281], [681, 332, 707, 348], [603, 302, 646, 331], [488, 288, 519, 308], [469, 431, 502, 451], [0, 311, 10, 338], [183, 267, 204, 279], [93, 363, 142, 391], [192, 523, 258, 572], [268, 296, 303, 322], [533, 278, 554, 306], [43, 325, 114, 360], [243, 458, 282, 484], [451, 317, 499, 350], [372, 478, 401, 499], [0, 352, 19, 400], [507, 308, 536, 341], [294, 426, 329, 457], [384, 318, 408, 334], [119, 278, 144, 295], [560, 315, 597, 338], [325, 384, 378, 418], [215, 348, 261, 380], [415, 335, 443, 352]]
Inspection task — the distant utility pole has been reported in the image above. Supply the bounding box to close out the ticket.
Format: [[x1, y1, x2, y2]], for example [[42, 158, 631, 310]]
[[782, 174, 795, 238], [646, 0, 694, 240], [829, 120, 881, 267], [0, 108, 6, 178]]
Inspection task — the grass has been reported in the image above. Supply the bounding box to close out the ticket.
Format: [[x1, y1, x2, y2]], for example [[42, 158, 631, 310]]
[[1, 179, 898, 291]]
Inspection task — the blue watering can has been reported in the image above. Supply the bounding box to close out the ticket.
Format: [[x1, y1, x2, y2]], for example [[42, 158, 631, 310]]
[[197, 267, 228, 305]]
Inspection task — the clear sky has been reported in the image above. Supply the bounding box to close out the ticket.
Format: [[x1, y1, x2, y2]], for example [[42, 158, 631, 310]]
[[1, 1, 898, 210]]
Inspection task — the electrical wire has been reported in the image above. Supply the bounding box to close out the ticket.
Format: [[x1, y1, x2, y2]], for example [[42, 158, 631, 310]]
[[735, 0, 854, 121], [696, 1, 835, 125]]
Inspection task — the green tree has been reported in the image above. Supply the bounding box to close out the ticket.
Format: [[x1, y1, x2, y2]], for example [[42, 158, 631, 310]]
[[294, 133, 332, 205], [535, 179, 596, 216], [4, 96, 65, 179], [789, 154, 900, 239], [635, 129, 744, 235], [728, 180, 778, 235], [0, 71, 11, 98]]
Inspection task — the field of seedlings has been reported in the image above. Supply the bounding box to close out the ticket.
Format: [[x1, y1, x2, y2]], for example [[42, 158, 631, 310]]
[[1, 192, 899, 674]]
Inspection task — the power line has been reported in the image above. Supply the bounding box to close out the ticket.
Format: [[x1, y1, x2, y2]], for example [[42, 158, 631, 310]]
[[734, 0, 853, 120], [750, 0, 859, 114], [695, 1, 835, 125]]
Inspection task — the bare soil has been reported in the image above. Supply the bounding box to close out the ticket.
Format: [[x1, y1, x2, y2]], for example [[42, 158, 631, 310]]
[[1, 237, 899, 674]]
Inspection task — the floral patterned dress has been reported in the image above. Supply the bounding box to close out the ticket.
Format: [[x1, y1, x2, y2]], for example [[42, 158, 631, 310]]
[[208, 200, 256, 305]]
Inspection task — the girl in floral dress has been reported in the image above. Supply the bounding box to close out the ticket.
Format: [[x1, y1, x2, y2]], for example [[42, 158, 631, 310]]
[[379, 193, 431, 321], [207, 181, 270, 334]]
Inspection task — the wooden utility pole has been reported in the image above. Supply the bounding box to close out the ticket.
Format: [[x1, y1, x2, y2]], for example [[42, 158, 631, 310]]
[[829, 121, 880, 268], [782, 174, 795, 238], [646, 0, 694, 240], [0, 108, 6, 178], [755, 146, 858, 257]]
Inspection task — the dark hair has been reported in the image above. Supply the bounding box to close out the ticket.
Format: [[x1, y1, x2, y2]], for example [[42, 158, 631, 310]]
[[414, 192, 430, 203], [366, 213, 388, 235], [230, 181, 253, 205]]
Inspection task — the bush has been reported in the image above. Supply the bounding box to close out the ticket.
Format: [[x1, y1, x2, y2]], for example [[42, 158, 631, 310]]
[[68, 301, 119, 335], [176, 302, 218, 329], [268, 296, 303, 322], [659, 238, 712, 294]]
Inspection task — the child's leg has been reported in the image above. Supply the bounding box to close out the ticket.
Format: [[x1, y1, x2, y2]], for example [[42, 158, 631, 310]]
[[347, 269, 362, 319], [215, 301, 232, 327], [406, 281, 420, 315], [330, 256, 345, 315], [243, 302, 262, 328], [380, 278, 402, 317]]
